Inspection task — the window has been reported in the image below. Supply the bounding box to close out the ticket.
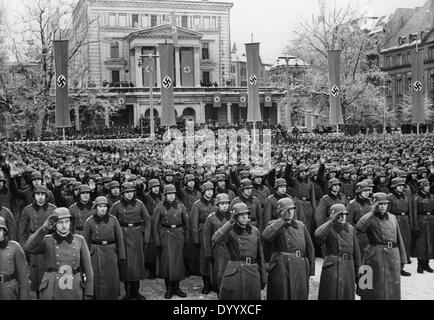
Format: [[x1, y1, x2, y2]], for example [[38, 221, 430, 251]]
[[119, 14, 127, 27], [193, 16, 200, 28], [142, 14, 149, 28], [182, 16, 188, 28], [111, 70, 120, 84], [203, 16, 210, 29], [211, 17, 217, 30], [396, 53, 402, 65], [407, 52, 411, 64], [108, 13, 116, 27], [151, 15, 157, 27], [430, 73, 434, 91], [230, 64, 235, 73], [406, 75, 412, 93], [386, 80, 392, 97], [202, 43, 209, 60], [110, 42, 119, 59], [162, 15, 170, 23], [132, 14, 139, 28], [397, 78, 403, 96], [429, 47, 434, 60], [202, 71, 210, 84]]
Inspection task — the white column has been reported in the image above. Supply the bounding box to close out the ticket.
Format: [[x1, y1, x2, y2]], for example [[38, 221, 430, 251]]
[[156, 46, 161, 88], [227, 103, 232, 124], [75, 105, 80, 131], [175, 47, 181, 87], [198, 101, 205, 124], [134, 47, 143, 87], [194, 46, 201, 87], [133, 103, 139, 127]]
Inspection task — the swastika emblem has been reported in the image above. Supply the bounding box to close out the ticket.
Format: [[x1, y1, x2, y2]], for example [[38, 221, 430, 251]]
[[265, 96, 272, 103], [118, 98, 125, 105], [145, 66, 151, 73], [240, 96, 247, 103], [57, 75, 67, 88], [331, 85, 340, 97], [183, 66, 191, 73], [214, 96, 221, 103], [162, 76, 172, 88], [249, 74, 258, 86], [413, 81, 423, 92]]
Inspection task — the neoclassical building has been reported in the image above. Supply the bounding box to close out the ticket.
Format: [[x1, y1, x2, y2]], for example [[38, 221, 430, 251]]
[[70, 0, 284, 127]]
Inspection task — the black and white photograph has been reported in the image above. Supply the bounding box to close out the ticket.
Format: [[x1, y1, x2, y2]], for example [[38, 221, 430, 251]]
[[0, 0, 434, 307]]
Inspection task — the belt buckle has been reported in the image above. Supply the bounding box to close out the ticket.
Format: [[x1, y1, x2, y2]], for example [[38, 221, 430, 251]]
[[171, 225, 176, 229], [245, 257, 251, 264], [128, 223, 133, 227], [387, 242, 393, 249], [427, 212, 431, 216], [302, 197, 307, 201], [342, 253, 348, 260], [0, 275, 3, 283], [101, 240, 108, 246], [296, 250, 301, 258], [401, 212, 406, 216]]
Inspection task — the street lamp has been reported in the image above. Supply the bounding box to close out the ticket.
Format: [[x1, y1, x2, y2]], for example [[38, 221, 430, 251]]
[[278, 54, 298, 134], [138, 53, 159, 140]]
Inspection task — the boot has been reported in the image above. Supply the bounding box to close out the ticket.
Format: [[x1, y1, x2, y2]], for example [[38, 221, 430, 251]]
[[131, 281, 146, 300], [201, 276, 211, 294], [121, 282, 131, 300], [173, 281, 187, 298], [400, 269, 411, 277], [164, 279, 173, 299], [424, 260, 434, 273], [147, 263, 157, 279]]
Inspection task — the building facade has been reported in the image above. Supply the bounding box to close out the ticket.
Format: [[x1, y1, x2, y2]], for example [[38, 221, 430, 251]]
[[380, 0, 434, 123], [69, 0, 285, 128]]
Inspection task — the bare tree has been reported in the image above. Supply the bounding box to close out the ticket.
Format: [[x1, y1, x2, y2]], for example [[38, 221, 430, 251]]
[[286, 1, 388, 126]]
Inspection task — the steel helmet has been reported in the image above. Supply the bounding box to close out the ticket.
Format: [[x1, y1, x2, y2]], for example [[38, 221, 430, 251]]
[[215, 193, 230, 205], [277, 198, 296, 214]]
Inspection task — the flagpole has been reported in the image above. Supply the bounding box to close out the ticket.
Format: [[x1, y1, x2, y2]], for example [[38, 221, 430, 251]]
[[63, 128, 65, 141]]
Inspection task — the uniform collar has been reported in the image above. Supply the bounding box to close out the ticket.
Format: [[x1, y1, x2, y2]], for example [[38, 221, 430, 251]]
[[333, 221, 350, 233], [77, 201, 93, 210], [121, 196, 137, 207], [53, 232, 74, 244], [239, 193, 253, 203], [201, 197, 214, 206], [285, 220, 298, 229], [233, 222, 252, 235], [93, 213, 110, 224], [375, 212, 389, 220], [32, 201, 49, 211], [163, 199, 178, 209], [0, 238, 8, 249]]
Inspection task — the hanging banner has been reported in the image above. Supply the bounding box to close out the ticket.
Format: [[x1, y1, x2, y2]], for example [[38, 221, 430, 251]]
[[213, 92, 222, 108], [159, 43, 176, 126], [117, 94, 126, 110], [246, 43, 262, 122], [181, 48, 194, 87], [411, 51, 425, 124], [54, 40, 72, 128], [264, 92, 272, 108], [239, 93, 247, 107], [327, 50, 344, 125]]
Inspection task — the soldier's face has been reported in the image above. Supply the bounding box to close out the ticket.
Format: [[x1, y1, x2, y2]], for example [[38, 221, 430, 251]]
[[395, 185, 404, 193], [360, 190, 370, 199], [104, 183, 110, 189], [124, 191, 134, 200], [34, 192, 46, 204], [423, 186, 430, 193], [411, 174, 417, 180], [350, 174, 357, 180], [111, 187, 120, 197], [277, 186, 287, 195], [32, 179, 42, 187], [165, 175, 174, 183], [254, 177, 262, 185], [380, 176, 386, 183], [96, 204, 108, 216], [204, 189, 214, 199], [217, 180, 226, 189], [151, 186, 160, 194], [331, 185, 340, 193], [421, 172, 427, 179], [56, 218, 70, 235], [236, 213, 249, 226], [298, 171, 307, 179], [242, 188, 252, 197], [342, 173, 350, 179], [329, 172, 336, 179], [187, 180, 195, 188], [377, 202, 388, 214], [218, 202, 229, 212], [336, 213, 347, 224], [281, 208, 295, 221], [0, 181, 4, 189], [166, 193, 176, 202], [80, 192, 90, 203]]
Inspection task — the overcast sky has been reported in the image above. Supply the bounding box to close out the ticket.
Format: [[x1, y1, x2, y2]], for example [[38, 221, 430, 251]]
[[4, 0, 429, 63]]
